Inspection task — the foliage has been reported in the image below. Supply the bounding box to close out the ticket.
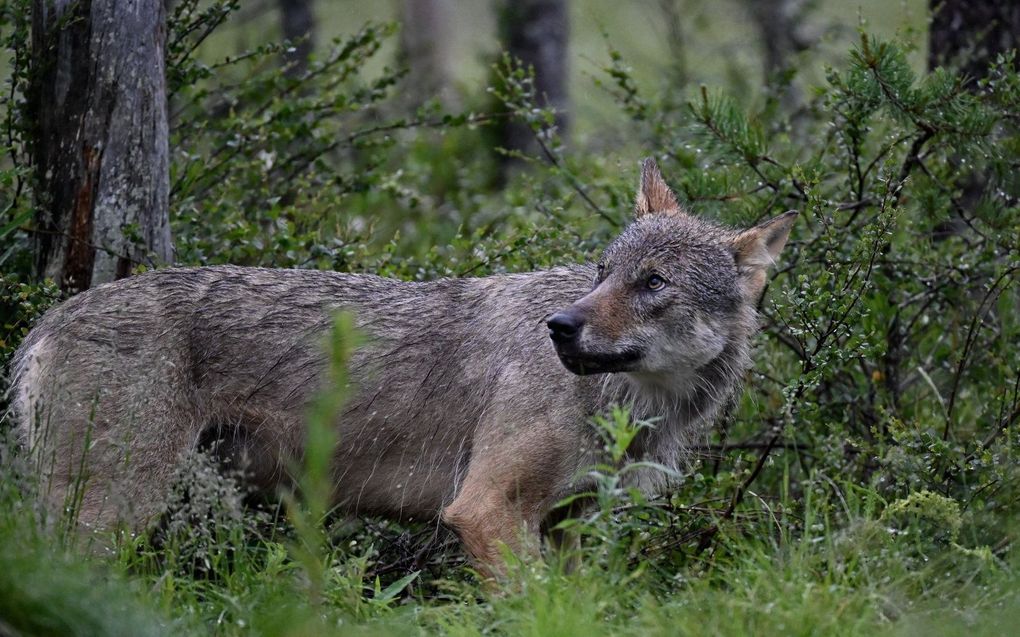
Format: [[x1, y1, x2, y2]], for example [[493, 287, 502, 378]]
[[1, 1, 1019, 634]]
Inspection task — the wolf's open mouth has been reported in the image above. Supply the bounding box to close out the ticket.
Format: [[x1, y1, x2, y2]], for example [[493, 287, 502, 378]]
[[553, 347, 643, 375]]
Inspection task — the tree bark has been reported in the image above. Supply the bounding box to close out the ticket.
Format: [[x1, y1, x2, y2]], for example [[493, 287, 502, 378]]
[[928, 0, 1020, 83], [397, 0, 453, 107], [278, 0, 316, 77], [30, 0, 172, 292], [498, 0, 569, 164]]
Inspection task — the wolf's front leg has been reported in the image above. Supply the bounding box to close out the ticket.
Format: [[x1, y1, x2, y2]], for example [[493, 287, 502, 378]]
[[440, 430, 572, 579]]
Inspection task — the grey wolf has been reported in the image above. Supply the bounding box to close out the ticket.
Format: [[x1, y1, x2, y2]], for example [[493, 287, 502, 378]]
[[9, 159, 795, 575]]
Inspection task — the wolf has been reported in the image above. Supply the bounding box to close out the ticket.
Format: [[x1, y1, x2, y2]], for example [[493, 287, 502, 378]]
[[9, 159, 795, 575]]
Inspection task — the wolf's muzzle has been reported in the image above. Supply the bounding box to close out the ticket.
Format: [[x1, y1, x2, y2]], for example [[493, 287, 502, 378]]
[[546, 308, 642, 374], [547, 311, 642, 374]]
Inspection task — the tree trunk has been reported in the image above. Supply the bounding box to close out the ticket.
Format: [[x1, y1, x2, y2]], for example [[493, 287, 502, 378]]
[[498, 0, 569, 164], [397, 0, 453, 107], [657, 0, 689, 89], [278, 0, 316, 77], [30, 0, 172, 293], [928, 0, 1020, 83], [744, 0, 814, 106]]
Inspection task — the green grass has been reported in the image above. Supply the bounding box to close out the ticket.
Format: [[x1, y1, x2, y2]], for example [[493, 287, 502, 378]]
[[2, 463, 1016, 636]]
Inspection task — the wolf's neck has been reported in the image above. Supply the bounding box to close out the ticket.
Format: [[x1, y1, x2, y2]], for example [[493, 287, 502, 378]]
[[596, 342, 750, 474]]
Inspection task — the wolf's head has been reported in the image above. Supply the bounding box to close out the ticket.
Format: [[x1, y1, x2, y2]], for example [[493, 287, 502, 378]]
[[547, 158, 795, 382]]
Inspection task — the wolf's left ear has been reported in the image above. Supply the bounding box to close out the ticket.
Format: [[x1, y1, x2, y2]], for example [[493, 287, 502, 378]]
[[730, 211, 798, 299], [635, 158, 682, 216]]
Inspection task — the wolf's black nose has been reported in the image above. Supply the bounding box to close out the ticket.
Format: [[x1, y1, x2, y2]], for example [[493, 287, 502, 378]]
[[547, 312, 583, 343]]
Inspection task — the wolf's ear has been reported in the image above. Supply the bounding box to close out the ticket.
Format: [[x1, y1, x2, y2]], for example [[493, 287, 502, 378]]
[[635, 158, 681, 217], [730, 211, 798, 299]]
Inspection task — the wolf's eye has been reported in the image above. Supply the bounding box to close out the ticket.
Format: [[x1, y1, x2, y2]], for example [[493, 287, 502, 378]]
[[646, 274, 667, 291]]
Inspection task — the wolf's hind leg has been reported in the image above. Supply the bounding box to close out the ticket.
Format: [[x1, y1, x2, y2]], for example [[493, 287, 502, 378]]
[[37, 404, 200, 541]]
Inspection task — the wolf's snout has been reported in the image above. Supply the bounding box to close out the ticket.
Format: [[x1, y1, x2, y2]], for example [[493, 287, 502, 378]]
[[547, 312, 584, 344]]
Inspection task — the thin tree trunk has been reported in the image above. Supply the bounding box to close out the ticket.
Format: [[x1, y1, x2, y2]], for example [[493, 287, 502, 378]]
[[928, 0, 1020, 82], [658, 0, 689, 89], [498, 0, 569, 166], [744, 0, 813, 106], [278, 0, 316, 77], [30, 0, 172, 292], [397, 0, 453, 107]]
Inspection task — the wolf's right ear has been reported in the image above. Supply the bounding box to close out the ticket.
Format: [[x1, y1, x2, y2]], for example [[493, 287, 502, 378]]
[[730, 211, 798, 300], [635, 158, 682, 217]]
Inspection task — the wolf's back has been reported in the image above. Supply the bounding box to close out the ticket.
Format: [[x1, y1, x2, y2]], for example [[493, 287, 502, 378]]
[[8, 265, 403, 443]]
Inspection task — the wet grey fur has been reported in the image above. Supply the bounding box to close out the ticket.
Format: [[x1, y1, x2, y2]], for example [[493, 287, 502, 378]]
[[9, 161, 794, 566]]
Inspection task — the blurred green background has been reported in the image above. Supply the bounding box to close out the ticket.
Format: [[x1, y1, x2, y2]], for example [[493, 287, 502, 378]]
[[204, 0, 928, 139]]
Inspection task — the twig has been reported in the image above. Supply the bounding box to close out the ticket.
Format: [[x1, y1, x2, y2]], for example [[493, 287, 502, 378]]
[[695, 429, 780, 553], [531, 131, 617, 226], [943, 265, 1018, 440]]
